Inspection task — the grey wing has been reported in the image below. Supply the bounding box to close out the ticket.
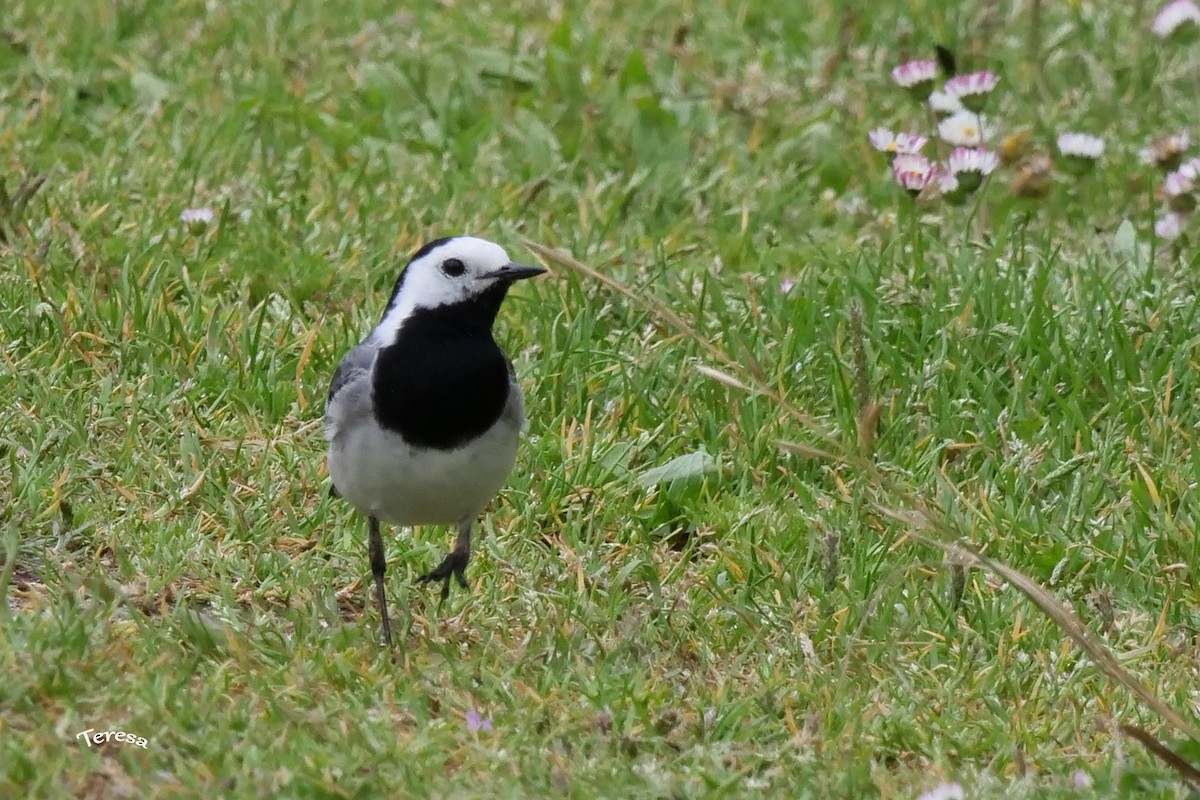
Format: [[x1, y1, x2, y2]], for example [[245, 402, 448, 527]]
[[324, 342, 377, 442], [328, 342, 376, 403], [501, 354, 528, 431]]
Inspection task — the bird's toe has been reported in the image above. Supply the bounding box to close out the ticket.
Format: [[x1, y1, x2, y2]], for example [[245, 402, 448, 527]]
[[417, 548, 470, 601]]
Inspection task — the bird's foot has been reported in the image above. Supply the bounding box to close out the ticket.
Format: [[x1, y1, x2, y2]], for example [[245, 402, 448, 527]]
[[417, 548, 469, 603]]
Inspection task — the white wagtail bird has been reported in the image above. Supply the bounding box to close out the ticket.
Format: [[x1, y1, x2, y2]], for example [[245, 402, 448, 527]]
[[324, 236, 545, 648]]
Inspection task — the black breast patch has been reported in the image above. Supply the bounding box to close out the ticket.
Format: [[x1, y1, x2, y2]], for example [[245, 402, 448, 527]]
[[371, 301, 512, 451]]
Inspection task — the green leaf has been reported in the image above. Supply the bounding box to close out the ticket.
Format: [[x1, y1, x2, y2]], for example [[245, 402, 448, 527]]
[[637, 449, 718, 490], [618, 50, 652, 90], [130, 71, 170, 108], [1113, 218, 1137, 258], [470, 48, 539, 88]]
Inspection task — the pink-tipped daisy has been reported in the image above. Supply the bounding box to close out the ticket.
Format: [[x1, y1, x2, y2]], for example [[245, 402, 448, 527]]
[[891, 153, 935, 196], [868, 128, 929, 156], [1164, 169, 1196, 212], [947, 147, 999, 191], [1155, 212, 1185, 240], [937, 110, 993, 147], [1056, 133, 1105, 175], [944, 70, 1000, 112], [928, 89, 964, 117], [1151, 0, 1200, 39], [934, 167, 966, 205], [891, 60, 938, 99], [1139, 131, 1190, 171]]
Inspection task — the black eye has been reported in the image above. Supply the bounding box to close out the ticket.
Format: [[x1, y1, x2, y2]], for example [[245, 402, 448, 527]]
[[441, 258, 466, 277]]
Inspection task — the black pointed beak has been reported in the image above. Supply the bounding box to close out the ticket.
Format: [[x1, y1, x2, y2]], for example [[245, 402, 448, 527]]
[[487, 262, 547, 283]]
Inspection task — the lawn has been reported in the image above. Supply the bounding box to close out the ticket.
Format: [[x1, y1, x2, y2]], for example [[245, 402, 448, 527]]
[[2, 0, 1199, 797]]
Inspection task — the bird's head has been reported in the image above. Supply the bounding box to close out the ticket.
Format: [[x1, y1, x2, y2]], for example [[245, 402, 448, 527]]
[[374, 236, 545, 339]]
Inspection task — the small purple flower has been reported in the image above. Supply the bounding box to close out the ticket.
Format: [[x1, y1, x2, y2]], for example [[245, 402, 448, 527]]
[[1156, 212, 1185, 240], [1072, 769, 1094, 790], [1165, 169, 1193, 197], [465, 710, 493, 733], [779, 277, 796, 293], [1165, 168, 1196, 212]]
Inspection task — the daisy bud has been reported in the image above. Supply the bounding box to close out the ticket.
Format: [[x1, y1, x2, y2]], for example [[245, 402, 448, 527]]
[[928, 89, 964, 117], [1139, 131, 1190, 172], [935, 168, 967, 205], [180, 207, 215, 235], [948, 147, 999, 192], [1151, 0, 1200, 41]]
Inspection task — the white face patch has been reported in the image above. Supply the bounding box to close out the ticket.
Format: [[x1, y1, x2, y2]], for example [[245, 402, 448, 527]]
[[371, 237, 512, 345]]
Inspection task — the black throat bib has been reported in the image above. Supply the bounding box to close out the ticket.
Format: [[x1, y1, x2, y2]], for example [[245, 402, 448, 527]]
[[372, 288, 513, 451]]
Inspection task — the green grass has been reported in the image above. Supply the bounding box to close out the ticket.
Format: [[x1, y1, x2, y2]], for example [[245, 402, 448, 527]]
[[3, 0, 1200, 796]]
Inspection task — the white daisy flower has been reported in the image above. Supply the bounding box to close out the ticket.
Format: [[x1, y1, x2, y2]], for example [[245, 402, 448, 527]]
[[180, 207, 215, 234], [869, 128, 929, 156], [937, 110, 993, 147], [1057, 133, 1105, 159], [891, 153, 936, 195], [928, 89, 964, 117], [948, 147, 999, 191], [891, 60, 938, 99], [1151, 0, 1200, 38], [1057, 132, 1105, 175], [944, 70, 1000, 112]]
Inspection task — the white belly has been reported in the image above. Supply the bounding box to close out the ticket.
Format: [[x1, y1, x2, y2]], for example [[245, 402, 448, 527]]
[[328, 416, 520, 526]]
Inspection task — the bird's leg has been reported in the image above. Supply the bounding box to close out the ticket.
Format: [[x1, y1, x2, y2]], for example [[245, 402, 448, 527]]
[[416, 519, 472, 603], [367, 516, 394, 649]]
